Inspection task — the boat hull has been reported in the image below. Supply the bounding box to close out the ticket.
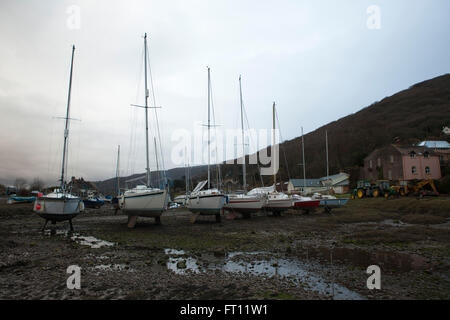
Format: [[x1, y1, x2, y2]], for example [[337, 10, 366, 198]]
[[120, 189, 168, 218], [264, 198, 292, 211], [187, 194, 227, 215], [318, 198, 349, 208], [292, 200, 320, 209], [34, 197, 83, 222], [7, 197, 36, 204], [83, 199, 105, 209], [224, 197, 264, 213]]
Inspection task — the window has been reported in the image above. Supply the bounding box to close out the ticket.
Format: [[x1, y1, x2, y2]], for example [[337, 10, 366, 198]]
[[388, 170, 392, 180], [425, 167, 430, 174], [412, 166, 417, 174], [390, 155, 394, 163], [377, 158, 381, 167], [410, 151, 416, 158], [424, 152, 429, 158], [369, 160, 373, 169]]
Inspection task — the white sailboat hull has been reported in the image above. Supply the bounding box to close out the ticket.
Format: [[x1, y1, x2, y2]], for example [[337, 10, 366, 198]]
[[120, 189, 168, 217], [187, 194, 227, 215], [34, 196, 84, 221], [224, 196, 265, 213], [264, 198, 292, 211]]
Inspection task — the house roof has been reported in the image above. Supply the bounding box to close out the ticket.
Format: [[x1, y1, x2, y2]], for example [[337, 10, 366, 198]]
[[392, 145, 438, 156], [319, 172, 349, 182], [417, 141, 450, 149], [289, 172, 350, 188], [289, 179, 322, 188]]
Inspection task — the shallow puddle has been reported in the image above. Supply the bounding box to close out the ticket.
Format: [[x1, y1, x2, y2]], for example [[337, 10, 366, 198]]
[[93, 264, 131, 272], [380, 219, 412, 227], [43, 229, 71, 236], [164, 248, 185, 255], [42, 229, 116, 249], [70, 234, 115, 249], [164, 249, 364, 300]]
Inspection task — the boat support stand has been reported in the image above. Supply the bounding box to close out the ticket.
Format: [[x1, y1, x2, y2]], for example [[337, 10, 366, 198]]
[[41, 219, 74, 233]]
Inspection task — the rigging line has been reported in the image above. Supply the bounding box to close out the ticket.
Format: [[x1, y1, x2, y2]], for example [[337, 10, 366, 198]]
[[146, 42, 166, 184], [64, 113, 72, 185], [68, 103, 81, 182], [64, 136, 69, 185], [52, 121, 64, 181], [75, 121, 82, 182], [275, 108, 291, 181], [209, 73, 222, 189], [128, 45, 145, 177], [127, 102, 137, 176], [145, 50, 161, 187], [242, 101, 265, 188], [47, 117, 56, 177]]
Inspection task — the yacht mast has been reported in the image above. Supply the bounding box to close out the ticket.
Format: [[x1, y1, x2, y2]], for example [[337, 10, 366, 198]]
[[326, 130, 329, 179], [272, 102, 276, 188], [60, 45, 75, 193], [207, 67, 211, 189], [144, 33, 151, 187], [239, 75, 246, 192], [116, 145, 120, 196], [302, 126, 306, 193]]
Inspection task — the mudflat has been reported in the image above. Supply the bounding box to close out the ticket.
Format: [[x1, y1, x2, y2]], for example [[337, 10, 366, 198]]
[[0, 197, 449, 300]]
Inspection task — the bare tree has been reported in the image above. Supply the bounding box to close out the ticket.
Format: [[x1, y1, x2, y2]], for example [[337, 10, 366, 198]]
[[14, 178, 27, 191], [31, 177, 44, 191]]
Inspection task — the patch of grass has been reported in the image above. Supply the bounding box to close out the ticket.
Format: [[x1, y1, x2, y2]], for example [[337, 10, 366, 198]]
[[320, 208, 385, 224], [348, 197, 450, 218], [343, 225, 450, 245], [335, 194, 352, 199]]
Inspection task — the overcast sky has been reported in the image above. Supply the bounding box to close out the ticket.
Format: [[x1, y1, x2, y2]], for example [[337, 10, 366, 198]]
[[1, 0, 449, 186]]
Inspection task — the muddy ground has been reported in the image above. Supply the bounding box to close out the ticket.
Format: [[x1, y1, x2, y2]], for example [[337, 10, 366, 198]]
[[0, 197, 449, 300]]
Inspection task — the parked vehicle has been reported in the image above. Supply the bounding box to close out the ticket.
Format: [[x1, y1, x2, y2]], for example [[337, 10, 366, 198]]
[[388, 179, 439, 198], [351, 180, 393, 199], [352, 179, 439, 199]]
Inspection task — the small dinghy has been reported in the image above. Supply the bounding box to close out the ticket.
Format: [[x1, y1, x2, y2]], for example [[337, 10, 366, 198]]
[[312, 193, 349, 213], [83, 196, 105, 209], [7, 196, 36, 204]]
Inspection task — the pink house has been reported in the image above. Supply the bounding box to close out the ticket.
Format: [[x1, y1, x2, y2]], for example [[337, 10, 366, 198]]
[[363, 144, 442, 182]]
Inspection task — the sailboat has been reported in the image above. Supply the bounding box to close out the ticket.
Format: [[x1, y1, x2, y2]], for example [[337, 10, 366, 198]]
[[310, 130, 349, 213], [262, 102, 292, 214], [33, 45, 84, 231], [291, 126, 320, 212], [186, 67, 227, 222], [119, 34, 169, 228], [224, 75, 265, 216]]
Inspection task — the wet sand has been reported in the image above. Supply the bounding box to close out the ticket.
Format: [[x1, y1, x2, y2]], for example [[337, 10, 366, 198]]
[[0, 198, 449, 300]]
